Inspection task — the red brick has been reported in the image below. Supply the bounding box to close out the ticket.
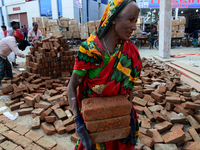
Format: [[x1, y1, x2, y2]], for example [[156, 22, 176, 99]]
[[139, 133, 154, 147], [54, 108, 67, 120], [45, 90, 57, 96], [25, 130, 43, 142], [134, 105, 144, 114], [9, 91, 23, 100], [143, 107, 155, 122], [40, 108, 53, 120], [63, 117, 74, 126], [143, 88, 154, 94], [187, 115, 199, 126], [166, 82, 176, 91], [66, 123, 76, 133], [89, 126, 130, 144], [20, 103, 31, 109], [32, 116, 40, 129], [40, 77, 51, 80], [34, 94, 41, 103], [59, 100, 69, 107], [0, 141, 18, 149], [52, 145, 67, 150], [25, 96, 36, 106], [162, 129, 186, 144], [165, 102, 174, 111], [51, 103, 60, 110], [82, 95, 131, 121], [174, 105, 193, 116], [148, 105, 164, 112], [13, 135, 33, 148], [182, 142, 200, 150], [177, 133, 193, 147], [70, 132, 79, 143], [34, 103, 51, 109], [36, 137, 57, 150], [170, 123, 184, 132], [41, 122, 56, 135], [13, 125, 30, 135], [167, 112, 186, 123], [1, 130, 20, 141], [53, 120, 66, 134], [86, 115, 130, 133], [157, 85, 167, 93], [18, 108, 33, 116], [182, 102, 200, 110], [194, 114, 200, 124], [166, 97, 181, 104], [0, 134, 6, 143], [12, 77, 20, 84], [13, 146, 23, 150], [146, 129, 164, 143], [132, 97, 147, 107], [45, 116, 56, 123], [141, 118, 151, 129], [65, 110, 73, 118], [154, 121, 173, 133], [166, 91, 180, 97], [24, 143, 44, 150], [143, 95, 155, 103], [5, 98, 20, 106], [189, 128, 200, 142], [31, 78, 42, 84], [2, 85, 13, 94], [176, 86, 190, 92], [47, 94, 65, 104], [151, 92, 164, 102], [153, 111, 167, 122], [2, 119, 17, 129], [10, 102, 24, 111], [32, 108, 45, 115]]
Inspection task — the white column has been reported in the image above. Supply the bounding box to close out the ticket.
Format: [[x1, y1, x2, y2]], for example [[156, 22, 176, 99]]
[[0, 8, 3, 26], [62, 0, 75, 18], [159, 0, 172, 59], [175, 8, 179, 19], [51, 0, 58, 19], [2, 6, 10, 28]]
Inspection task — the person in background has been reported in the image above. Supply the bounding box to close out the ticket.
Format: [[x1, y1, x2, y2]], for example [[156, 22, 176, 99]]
[[191, 29, 199, 48], [28, 22, 42, 46], [149, 25, 156, 49], [0, 29, 32, 89], [1, 26, 8, 37], [23, 25, 28, 40], [7, 21, 19, 68], [21, 26, 24, 33]]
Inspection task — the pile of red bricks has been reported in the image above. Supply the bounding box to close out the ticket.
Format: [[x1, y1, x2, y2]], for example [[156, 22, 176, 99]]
[[133, 57, 200, 149], [1, 72, 78, 138], [0, 114, 66, 150], [26, 36, 78, 78], [82, 95, 132, 144]]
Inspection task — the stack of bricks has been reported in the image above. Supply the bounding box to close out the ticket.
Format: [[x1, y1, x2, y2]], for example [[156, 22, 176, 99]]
[[0, 114, 66, 150], [82, 95, 132, 144], [26, 36, 78, 78], [1, 72, 77, 137]]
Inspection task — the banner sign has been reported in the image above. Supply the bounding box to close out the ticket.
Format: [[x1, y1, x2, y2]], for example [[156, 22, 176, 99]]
[[138, 0, 200, 8], [76, 0, 82, 8]]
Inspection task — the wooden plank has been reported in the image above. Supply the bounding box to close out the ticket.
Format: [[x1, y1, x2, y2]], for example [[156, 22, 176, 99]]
[[181, 75, 200, 92], [171, 61, 200, 77], [153, 56, 172, 63], [165, 63, 200, 83]]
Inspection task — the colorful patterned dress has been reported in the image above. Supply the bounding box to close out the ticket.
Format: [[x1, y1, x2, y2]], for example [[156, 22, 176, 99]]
[[73, 0, 142, 150]]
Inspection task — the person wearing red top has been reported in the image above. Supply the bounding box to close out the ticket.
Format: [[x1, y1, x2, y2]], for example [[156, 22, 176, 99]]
[[1, 26, 8, 37], [23, 25, 28, 40]]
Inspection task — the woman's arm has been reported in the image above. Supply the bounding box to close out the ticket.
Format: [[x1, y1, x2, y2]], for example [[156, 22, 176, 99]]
[[67, 71, 85, 117]]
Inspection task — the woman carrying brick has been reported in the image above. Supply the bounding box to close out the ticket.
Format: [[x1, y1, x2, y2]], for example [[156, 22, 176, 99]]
[[67, 0, 142, 150], [0, 29, 32, 89]]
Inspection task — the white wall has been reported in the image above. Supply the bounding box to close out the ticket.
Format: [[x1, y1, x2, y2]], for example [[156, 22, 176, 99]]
[[2, 6, 10, 28], [100, 3, 107, 19], [4, 0, 25, 6], [51, 0, 58, 19], [89, 0, 98, 21], [26, 0, 40, 29], [62, 0, 75, 19]]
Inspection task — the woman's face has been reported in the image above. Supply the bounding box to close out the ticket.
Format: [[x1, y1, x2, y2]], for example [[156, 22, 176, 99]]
[[114, 2, 140, 41]]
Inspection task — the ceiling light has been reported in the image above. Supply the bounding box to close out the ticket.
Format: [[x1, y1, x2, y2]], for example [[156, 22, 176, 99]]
[[181, 11, 183, 13], [196, 9, 198, 12]]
